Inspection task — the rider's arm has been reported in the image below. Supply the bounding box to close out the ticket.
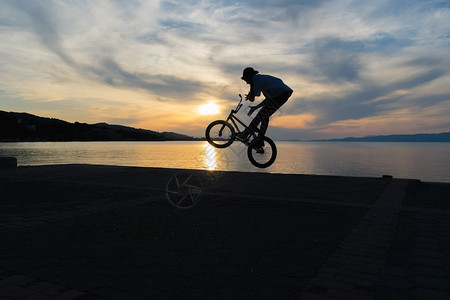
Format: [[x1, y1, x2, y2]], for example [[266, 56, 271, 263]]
[[245, 92, 255, 102], [246, 75, 262, 102], [253, 102, 264, 109], [247, 101, 264, 116], [252, 75, 262, 97]]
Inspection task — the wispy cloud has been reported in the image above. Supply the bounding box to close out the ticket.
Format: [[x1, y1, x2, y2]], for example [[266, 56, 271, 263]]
[[0, 0, 449, 138]]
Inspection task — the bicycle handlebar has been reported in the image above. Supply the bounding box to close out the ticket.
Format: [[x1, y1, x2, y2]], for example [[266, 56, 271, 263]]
[[234, 94, 243, 113]]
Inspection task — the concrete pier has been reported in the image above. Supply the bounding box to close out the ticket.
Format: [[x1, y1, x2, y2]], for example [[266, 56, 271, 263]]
[[0, 157, 17, 168], [1, 164, 450, 299]]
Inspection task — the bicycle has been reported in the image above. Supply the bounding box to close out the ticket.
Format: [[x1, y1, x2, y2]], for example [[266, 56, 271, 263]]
[[205, 94, 277, 168]]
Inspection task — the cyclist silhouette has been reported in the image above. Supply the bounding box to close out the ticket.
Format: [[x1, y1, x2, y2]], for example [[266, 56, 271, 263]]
[[237, 67, 293, 144]]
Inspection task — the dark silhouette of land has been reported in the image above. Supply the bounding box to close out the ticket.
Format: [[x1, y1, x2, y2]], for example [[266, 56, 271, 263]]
[[0, 110, 199, 142], [3, 109, 450, 143]]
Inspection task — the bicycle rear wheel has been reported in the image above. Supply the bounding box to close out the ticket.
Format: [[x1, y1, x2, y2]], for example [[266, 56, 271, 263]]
[[205, 120, 235, 148], [247, 136, 277, 168]]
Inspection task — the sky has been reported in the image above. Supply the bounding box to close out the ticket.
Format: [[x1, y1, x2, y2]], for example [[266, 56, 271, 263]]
[[1, 0, 450, 140]]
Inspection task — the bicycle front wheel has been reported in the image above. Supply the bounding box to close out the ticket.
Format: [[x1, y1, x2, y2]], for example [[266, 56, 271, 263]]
[[205, 120, 236, 148], [247, 136, 277, 168]]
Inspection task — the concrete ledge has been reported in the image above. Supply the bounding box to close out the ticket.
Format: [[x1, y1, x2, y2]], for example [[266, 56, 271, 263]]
[[1, 164, 450, 299], [0, 157, 17, 168]]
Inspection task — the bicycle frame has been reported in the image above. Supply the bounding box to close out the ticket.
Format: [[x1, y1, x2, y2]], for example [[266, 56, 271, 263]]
[[219, 94, 260, 143]]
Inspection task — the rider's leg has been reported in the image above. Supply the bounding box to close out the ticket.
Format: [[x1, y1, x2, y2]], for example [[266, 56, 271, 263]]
[[247, 92, 292, 146], [247, 114, 262, 134], [247, 107, 270, 148], [257, 92, 292, 138], [258, 107, 271, 138], [237, 110, 263, 141], [243, 104, 274, 144]]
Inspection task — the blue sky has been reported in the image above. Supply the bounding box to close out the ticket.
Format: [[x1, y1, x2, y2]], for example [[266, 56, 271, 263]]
[[1, 0, 449, 139]]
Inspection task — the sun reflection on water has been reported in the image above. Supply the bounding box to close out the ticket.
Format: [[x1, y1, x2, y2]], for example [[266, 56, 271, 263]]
[[202, 143, 218, 170]]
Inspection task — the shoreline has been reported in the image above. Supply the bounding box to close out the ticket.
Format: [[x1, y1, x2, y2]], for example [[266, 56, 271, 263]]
[[5, 162, 450, 184]]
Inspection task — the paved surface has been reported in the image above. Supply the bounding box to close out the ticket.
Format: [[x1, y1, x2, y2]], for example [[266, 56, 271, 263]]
[[0, 164, 449, 299]]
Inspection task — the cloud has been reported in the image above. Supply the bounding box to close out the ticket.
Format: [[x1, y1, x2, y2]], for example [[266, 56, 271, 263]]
[[1, 0, 450, 139], [294, 65, 448, 126], [84, 58, 207, 99], [2, 0, 210, 101], [364, 32, 413, 54], [6, 0, 75, 65], [311, 37, 364, 82]]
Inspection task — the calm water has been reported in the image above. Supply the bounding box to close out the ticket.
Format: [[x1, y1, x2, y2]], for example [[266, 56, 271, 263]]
[[1, 141, 450, 182]]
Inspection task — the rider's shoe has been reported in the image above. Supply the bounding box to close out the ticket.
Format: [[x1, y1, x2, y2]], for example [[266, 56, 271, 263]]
[[235, 131, 249, 141]]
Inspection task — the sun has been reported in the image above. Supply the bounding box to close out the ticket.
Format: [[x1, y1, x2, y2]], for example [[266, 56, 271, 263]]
[[198, 103, 220, 115]]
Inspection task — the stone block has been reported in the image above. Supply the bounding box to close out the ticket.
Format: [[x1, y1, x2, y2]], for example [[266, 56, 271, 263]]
[[0, 157, 17, 168]]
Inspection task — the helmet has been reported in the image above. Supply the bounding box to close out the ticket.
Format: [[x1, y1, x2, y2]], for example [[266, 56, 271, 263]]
[[241, 67, 259, 80]]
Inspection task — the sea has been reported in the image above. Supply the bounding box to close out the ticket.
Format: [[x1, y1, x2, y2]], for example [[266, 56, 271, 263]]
[[1, 141, 450, 183]]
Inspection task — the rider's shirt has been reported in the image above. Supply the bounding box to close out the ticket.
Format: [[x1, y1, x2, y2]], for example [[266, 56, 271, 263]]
[[251, 74, 293, 100]]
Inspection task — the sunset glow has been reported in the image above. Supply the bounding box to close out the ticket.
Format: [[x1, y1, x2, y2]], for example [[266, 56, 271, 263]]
[[1, 1, 450, 140], [198, 103, 220, 116]]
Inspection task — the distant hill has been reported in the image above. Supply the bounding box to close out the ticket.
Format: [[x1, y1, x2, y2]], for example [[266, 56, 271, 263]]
[[312, 132, 450, 142], [0, 110, 198, 142]]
